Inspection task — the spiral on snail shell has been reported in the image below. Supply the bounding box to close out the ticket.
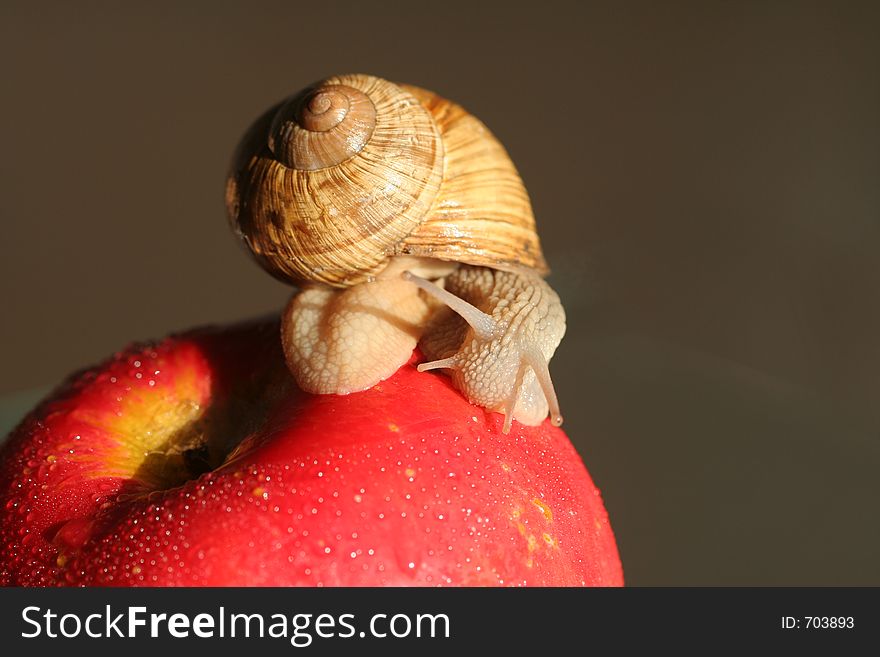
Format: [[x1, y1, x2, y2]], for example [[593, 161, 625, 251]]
[[226, 73, 547, 287], [268, 84, 378, 170]]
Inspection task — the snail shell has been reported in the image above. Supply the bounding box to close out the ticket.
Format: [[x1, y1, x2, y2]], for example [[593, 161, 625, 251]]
[[226, 73, 547, 287]]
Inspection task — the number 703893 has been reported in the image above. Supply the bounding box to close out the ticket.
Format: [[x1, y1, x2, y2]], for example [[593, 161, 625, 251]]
[[781, 617, 854, 629]]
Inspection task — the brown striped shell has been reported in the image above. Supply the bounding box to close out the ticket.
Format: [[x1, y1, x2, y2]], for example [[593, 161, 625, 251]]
[[226, 73, 547, 287]]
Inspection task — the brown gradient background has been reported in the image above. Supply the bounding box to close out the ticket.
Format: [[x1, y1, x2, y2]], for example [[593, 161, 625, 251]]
[[2, 1, 879, 585]]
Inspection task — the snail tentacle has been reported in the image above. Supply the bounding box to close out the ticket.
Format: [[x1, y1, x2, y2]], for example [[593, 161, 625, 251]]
[[417, 357, 459, 372], [402, 271, 497, 338], [503, 360, 530, 434], [524, 344, 564, 428]]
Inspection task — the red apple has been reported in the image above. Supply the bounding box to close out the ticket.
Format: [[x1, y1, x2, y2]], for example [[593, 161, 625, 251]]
[[0, 318, 623, 586]]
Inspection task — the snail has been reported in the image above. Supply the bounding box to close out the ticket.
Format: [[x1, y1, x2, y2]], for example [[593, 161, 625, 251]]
[[226, 73, 566, 434]]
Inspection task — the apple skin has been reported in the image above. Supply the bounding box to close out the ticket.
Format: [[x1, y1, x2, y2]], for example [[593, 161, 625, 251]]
[[0, 319, 623, 586]]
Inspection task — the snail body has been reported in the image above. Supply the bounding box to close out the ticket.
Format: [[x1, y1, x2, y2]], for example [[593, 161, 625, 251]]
[[227, 74, 566, 433]]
